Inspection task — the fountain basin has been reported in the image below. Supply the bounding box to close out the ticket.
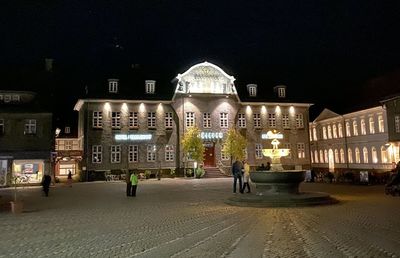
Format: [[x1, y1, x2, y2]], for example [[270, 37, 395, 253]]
[[250, 170, 305, 195]]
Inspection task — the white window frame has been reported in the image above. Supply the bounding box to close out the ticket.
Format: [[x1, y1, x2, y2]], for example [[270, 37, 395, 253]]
[[165, 145, 174, 161], [353, 120, 358, 136], [65, 140, 72, 150], [65, 126, 71, 134], [297, 143, 305, 159], [355, 148, 361, 163], [381, 146, 388, 163], [24, 119, 37, 135], [334, 149, 339, 163], [268, 113, 276, 127], [253, 113, 261, 128], [249, 86, 257, 96], [312, 127, 317, 140], [238, 113, 246, 128], [147, 112, 156, 128], [369, 117, 375, 134], [282, 113, 290, 129], [319, 150, 324, 163], [395, 115, 400, 133], [255, 144, 263, 159], [378, 115, 384, 133], [346, 121, 351, 137], [278, 87, 286, 98], [145, 80, 155, 94], [165, 112, 173, 129], [111, 145, 121, 163], [348, 148, 353, 163], [186, 112, 195, 127], [361, 119, 366, 135], [220, 112, 228, 128], [323, 127, 327, 140], [327, 125, 332, 139], [108, 79, 118, 93], [363, 147, 368, 163], [93, 111, 103, 128], [111, 111, 121, 129], [296, 113, 304, 128], [147, 145, 156, 162], [324, 150, 328, 164], [371, 147, 378, 163], [129, 112, 138, 128], [332, 124, 337, 138], [129, 145, 138, 163], [338, 123, 343, 138], [92, 145, 102, 163], [314, 150, 319, 163], [203, 112, 211, 128], [340, 149, 345, 163]]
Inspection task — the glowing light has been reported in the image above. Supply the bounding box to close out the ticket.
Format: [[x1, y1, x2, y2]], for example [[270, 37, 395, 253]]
[[104, 102, 111, 111], [246, 105, 252, 114], [261, 106, 267, 114], [200, 131, 224, 140], [275, 106, 281, 114], [121, 103, 128, 112], [289, 106, 295, 115], [139, 103, 145, 112], [261, 131, 284, 140]]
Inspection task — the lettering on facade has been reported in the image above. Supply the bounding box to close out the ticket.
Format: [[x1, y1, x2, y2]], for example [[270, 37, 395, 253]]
[[115, 134, 152, 141], [200, 132, 223, 140], [261, 131, 284, 140]]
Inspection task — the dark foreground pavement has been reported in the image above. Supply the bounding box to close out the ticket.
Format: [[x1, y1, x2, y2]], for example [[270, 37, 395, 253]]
[[0, 178, 399, 257]]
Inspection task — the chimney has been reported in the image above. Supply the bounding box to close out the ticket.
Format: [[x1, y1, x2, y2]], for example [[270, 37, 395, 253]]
[[45, 58, 54, 72]]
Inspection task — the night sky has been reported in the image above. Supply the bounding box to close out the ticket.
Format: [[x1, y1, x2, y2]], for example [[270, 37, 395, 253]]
[[1, 1, 400, 120]]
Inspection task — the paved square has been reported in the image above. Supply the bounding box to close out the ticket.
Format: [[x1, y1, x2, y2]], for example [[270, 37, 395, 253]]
[[1, 179, 399, 257]]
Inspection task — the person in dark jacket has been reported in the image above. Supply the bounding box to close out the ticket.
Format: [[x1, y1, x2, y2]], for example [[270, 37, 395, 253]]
[[42, 174, 52, 197], [126, 171, 132, 196], [232, 159, 243, 193]]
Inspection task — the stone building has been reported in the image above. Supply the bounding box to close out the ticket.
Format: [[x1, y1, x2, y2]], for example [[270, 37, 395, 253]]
[[74, 62, 312, 179]]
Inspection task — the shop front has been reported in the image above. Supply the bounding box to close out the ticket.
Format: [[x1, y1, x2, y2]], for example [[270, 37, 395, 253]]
[[12, 159, 45, 184]]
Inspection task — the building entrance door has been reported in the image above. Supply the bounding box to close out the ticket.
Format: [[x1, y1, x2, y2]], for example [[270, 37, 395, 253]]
[[203, 143, 215, 167]]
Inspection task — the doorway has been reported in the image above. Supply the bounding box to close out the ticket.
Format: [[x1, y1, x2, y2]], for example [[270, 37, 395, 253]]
[[203, 143, 215, 167]]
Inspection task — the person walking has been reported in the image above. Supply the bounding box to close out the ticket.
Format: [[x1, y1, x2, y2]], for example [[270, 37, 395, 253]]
[[232, 159, 243, 193], [42, 173, 51, 197], [242, 160, 251, 193], [126, 171, 132, 196], [130, 172, 138, 197], [67, 170, 73, 187]]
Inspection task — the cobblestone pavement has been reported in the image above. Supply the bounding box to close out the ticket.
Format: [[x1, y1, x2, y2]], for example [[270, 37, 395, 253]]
[[1, 178, 400, 258]]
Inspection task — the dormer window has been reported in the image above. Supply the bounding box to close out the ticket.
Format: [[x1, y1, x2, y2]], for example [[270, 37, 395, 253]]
[[247, 84, 257, 97], [145, 80, 156, 94], [274, 85, 286, 98], [65, 126, 70, 134], [108, 79, 119, 93]]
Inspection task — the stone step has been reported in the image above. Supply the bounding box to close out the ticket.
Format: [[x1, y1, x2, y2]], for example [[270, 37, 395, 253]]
[[204, 167, 230, 178]]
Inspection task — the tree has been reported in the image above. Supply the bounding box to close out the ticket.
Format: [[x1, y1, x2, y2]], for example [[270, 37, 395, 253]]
[[181, 126, 205, 163], [222, 128, 247, 162]]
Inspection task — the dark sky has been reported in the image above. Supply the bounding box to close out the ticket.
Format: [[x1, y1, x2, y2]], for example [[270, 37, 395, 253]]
[[1, 0, 400, 119]]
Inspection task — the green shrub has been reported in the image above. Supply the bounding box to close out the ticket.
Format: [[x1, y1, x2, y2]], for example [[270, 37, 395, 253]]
[[144, 170, 152, 179], [170, 168, 176, 177], [186, 169, 193, 177], [195, 168, 205, 178]]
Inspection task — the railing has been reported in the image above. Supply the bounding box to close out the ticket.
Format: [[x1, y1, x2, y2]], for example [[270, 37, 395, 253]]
[[217, 160, 232, 176]]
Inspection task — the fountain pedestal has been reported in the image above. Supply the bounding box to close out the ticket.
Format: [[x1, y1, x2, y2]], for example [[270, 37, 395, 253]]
[[251, 171, 305, 195]]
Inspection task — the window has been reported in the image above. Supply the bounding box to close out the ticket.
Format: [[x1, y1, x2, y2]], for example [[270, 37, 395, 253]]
[[255, 144, 263, 159], [186, 112, 195, 127], [346, 122, 351, 137], [278, 87, 286, 98], [348, 148, 353, 163], [296, 114, 304, 128], [165, 145, 174, 161], [111, 145, 121, 163], [297, 143, 305, 159], [93, 111, 103, 128], [238, 113, 246, 128], [360, 119, 366, 135], [147, 145, 156, 162], [220, 112, 228, 128], [202, 113, 211, 128], [108, 79, 118, 93], [92, 145, 102, 163], [312, 128, 317, 140], [324, 150, 328, 164], [147, 112, 156, 128], [395, 115, 400, 133], [283, 143, 291, 158], [332, 124, 337, 138], [0, 119, 4, 134], [363, 147, 368, 163], [268, 113, 276, 127], [319, 150, 324, 163], [327, 125, 332, 139], [381, 146, 388, 163], [129, 145, 138, 163], [221, 145, 229, 160], [248, 85, 257, 96], [355, 148, 360, 163], [369, 117, 375, 134], [340, 149, 345, 163], [282, 114, 290, 129], [371, 147, 378, 163], [322, 127, 327, 140], [309, 128, 313, 141], [353, 120, 358, 136], [314, 150, 319, 163], [111, 112, 121, 128], [129, 112, 138, 128], [65, 140, 72, 150], [378, 115, 384, 132], [24, 119, 36, 134], [334, 149, 339, 163], [145, 80, 155, 94], [165, 112, 173, 129], [65, 127, 70, 134], [338, 123, 343, 138], [253, 113, 261, 128]]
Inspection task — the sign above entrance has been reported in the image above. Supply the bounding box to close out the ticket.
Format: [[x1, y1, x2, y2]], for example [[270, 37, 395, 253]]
[[261, 131, 284, 140], [115, 134, 152, 141], [200, 131, 223, 140]]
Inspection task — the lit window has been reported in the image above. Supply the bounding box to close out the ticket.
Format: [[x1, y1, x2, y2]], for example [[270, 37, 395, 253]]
[[129, 145, 138, 163], [332, 124, 337, 138], [369, 117, 375, 134], [348, 148, 353, 163], [253, 113, 261, 128], [295, 114, 304, 128], [147, 112, 156, 128], [0, 119, 4, 134], [278, 87, 286, 98], [363, 147, 368, 163], [334, 149, 339, 163], [145, 80, 156, 94], [165, 112, 173, 129], [361, 119, 366, 135], [268, 113, 276, 127], [319, 150, 324, 163], [238, 113, 246, 128], [371, 147, 378, 163], [314, 150, 319, 163], [355, 148, 360, 163], [282, 114, 290, 129], [65, 127, 70, 134], [255, 144, 263, 159], [312, 127, 317, 140], [111, 145, 121, 163], [165, 145, 174, 161], [324, 150, 328, 164], [24, 119, 36, 134], [108, 79, 118, 93], [221, 145, 229, 160], [381, 146, 388, 163], [129, 112, 138, 128], [220, 113, 228, 128], [323, 127, 327, 139], [111, 112, 121, 128], [147, 145, 156, 162], [346, 121, 351, 137], [65, 140, 72, 150], [340, 149, 345, 163], [378, 115, 384, 132], [327, 125, 332, 139], [338, 123, 343, 138], [353, 120, 358, 136], [93, 111, 103, 128], [297, 143, 305, 159], [395, 115, 400, 133], [309, 128, 313, 141], [92, 145, 102, 163], [248, 85, 257, 96], [186, 112, 195, 127]]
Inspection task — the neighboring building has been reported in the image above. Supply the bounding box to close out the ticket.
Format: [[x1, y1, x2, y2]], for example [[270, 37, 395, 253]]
[[381, 95, 400, 163], [0, 91, 53, 186], [74, 62, 312, 179], [310, 105, 397, 177]]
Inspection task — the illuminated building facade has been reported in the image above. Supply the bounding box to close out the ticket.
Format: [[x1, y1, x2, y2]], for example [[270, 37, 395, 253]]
[[74, 62, 312, 178]]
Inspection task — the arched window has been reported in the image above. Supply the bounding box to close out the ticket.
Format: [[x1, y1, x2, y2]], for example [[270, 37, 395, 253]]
[[338, 123, 343, 138], [323, 126, 327, 139], [353, 120, 358, 136], [313, 128, 317, 141], [333, 124, 337, 138], [327, 125, 332, 139], [381, 146, 388, 163], [334, 149, 339, 163], [369, 117, 375, 134], [371, 147, 378, 163], [361, 119, 366, 135], [340, 148, 345, 163], [324, 150, 328, 164], [348, 148, 353, 163], [314, 150, 319, 163], [355, 147, 361, 163], [346, 122, 351, 137], [363, 147, 368, 163], [320, 150, 324, 163], [378, 115, 384, 132]]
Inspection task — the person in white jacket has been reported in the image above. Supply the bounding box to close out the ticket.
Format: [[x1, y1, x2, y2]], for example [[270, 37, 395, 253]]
[[242, 160, 251, 193]]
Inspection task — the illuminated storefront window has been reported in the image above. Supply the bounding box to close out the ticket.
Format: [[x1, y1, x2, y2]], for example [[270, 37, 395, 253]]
[[13, 160, 44, 184]]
